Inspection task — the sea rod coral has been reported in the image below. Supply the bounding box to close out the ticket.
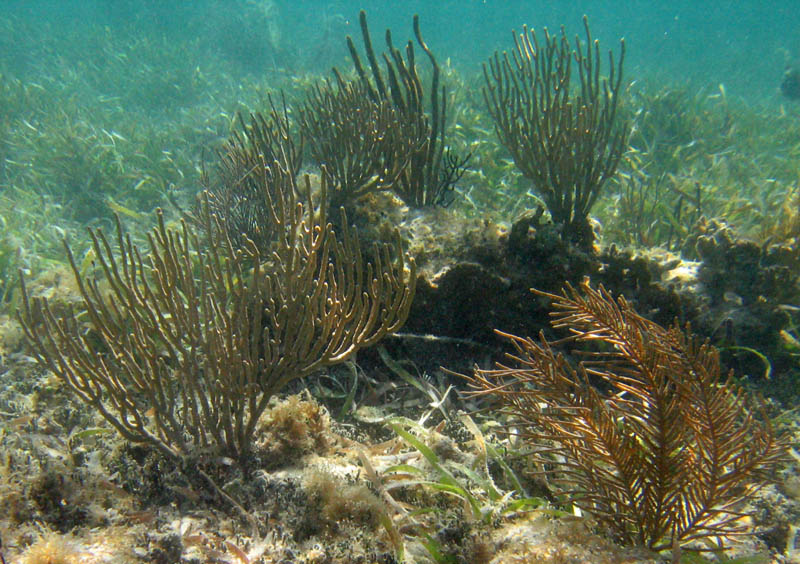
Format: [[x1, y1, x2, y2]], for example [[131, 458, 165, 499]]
[[18, 164, 415, 472]]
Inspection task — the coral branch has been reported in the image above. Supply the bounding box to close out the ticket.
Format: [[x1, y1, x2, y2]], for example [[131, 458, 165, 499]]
[[462, 280, 787, 550]]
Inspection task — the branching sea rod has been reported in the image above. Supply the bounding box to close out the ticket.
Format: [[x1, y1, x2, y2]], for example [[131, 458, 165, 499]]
[[484, 17, 628, 248], [19, 169, 416, 471]]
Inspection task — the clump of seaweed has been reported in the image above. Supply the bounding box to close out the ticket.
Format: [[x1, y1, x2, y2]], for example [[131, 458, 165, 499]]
[[257, 393, 332, 465], [462, 280, 788, 554], [18, 533, 81, 564], [303, 466, 385, 531]]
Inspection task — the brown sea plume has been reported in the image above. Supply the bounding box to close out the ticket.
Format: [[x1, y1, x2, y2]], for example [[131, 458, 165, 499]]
[[463, 280, 788, 552]]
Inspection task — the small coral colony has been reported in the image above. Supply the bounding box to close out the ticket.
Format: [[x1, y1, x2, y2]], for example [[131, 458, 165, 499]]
[[4, 7, 800, 563]]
